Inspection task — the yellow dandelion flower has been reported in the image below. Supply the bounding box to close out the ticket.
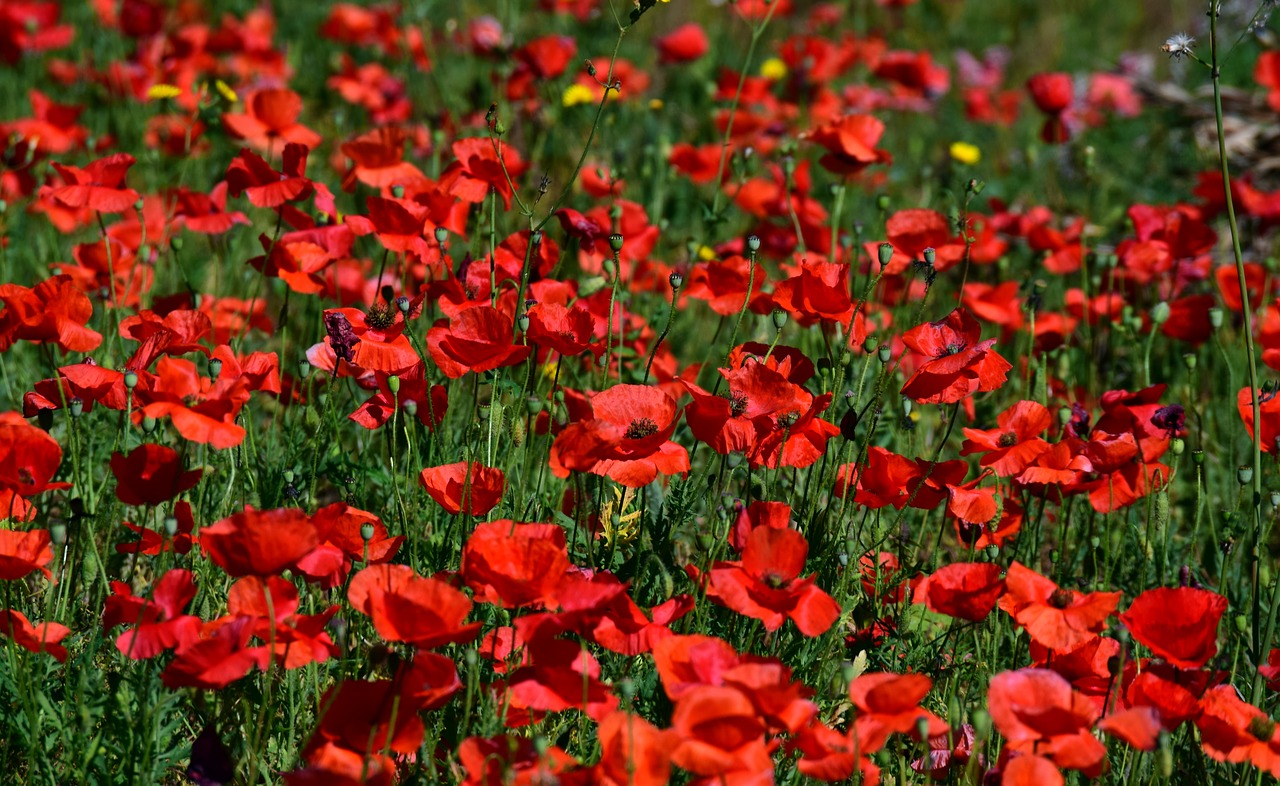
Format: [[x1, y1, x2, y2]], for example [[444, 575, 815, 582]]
[[562, 83, 596, 107], [648, 98, 664, 111], [146, 84, 181, 101], [697, 245, 716, 261], [214, 80, 239, 103], [760, 57, 787, 81], [949, 141, 981, 166]]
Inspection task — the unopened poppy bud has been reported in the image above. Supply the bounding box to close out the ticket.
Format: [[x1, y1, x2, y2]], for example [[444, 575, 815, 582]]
[[124, 370, 138, 389], [746, 235, 761, 253], [464, 649, 478, 668], [1158, 735, 1174, 779], [608, 233, 625, 253], [669, 271, 683, 289], [915, 716, 931, 741], [1236, 614, 1249, 633], [142, 415, 157, 433], [839, 408, 859, 440], [1209, 307, 1224, 329], [1238, 465, 1254, 486], [922, 247, 936, 266], [616, 678, 635, 701], [876, 194, 890, 211], [696, 531, 713, 550], [402, 399, 418, 417], [50, 522, 66, 545], [387, 375, 400, 394], [1049, 548, 1059, 563], [164, 516, 178, 537], [772, 309, 788, 330], [388, 183, 404, 198], [396, 296, 410, 314], [1150, 301, 1171, 324], [1169, 436, 1184, 456], [493, 119, 506, 135], [971, 708, 992, 741], [434, 226, 448, 244], [526, 397, 543, 415], [586, 61, 597, 77], [863, 336, 878, 353], [208, 357, 223, 379], [901, 397, 913, 417], [360, 522, 375, 542], [877, 242, 894, 267], [69, 398, 83, 418], [1272, 490, 1280, 508], [283, 470, 295, 484], [134, 198, 145, 212], [602, 257, 616, 277]]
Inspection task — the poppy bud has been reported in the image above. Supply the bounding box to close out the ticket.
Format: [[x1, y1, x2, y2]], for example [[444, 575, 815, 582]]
[[510, 416, 526, 446], [124, 370, 138, 389], [878, 242, 894, 268], [49, 522, 66, 546], [402, 399, 417, 417], [602, 258, 616, 277], [1150, 301, 1171, 324], [971, 708, 992, 741], [387, 375, 400, 394], [1058, 405, 1072, 425], [839, 408, 859, 440], [1182, 352, 1197, 370], [1238, 465, 1254, 486], [390, 184, 404, 198], [746, 235, 761, 253], [608, 233, 625, 253], [876, 194, 890, 211], [526, 397, 543, 415], [142, 415, 157, 433], [208, 358, 223, 379], [493, 119, 506, 135], [1209, 307, 1224, 329], [669, 271, 683, 289], [1157, 734, 1173, 778], [772, 309, 788, 330], [878, 345, 892, 363], [901, 397, 913, 417], [1235, 614, 1249, 633], [171, 236, 183, 250], [134, 198, 145, 212], [164, 516, 178, 537], [984, 544, 999, 560], [915, 716, 931, 741], [69, 398, 83, 418], [863, 336, 878, 353]]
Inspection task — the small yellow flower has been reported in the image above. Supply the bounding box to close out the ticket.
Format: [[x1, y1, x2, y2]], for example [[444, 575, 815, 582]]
[[760, 57, 787, 81], [950, 141, 981, 165], [146, 84, 181, 101], [214, 80, 239, 103], [648, 98, 664, 111], [562, 83, 596, 107], [697, 245, 716, 261]]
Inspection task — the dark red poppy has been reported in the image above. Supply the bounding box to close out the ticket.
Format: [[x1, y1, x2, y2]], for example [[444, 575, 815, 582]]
[[668, 685, 775, 781], [200, 506, 318, 578], [1120, 587, 1227, 669], [103, 568, 202, 659], [110, 444, 202, 506], [1027, 72, 1074, 143], [655, 23, 708, 64]]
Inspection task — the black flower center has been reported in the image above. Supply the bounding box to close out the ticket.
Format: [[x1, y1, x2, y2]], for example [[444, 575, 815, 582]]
[[729, 392, 749, 418], [998, 432, 1018, 448], [1048, 588, 1075, 609], [625, 417, 659, 440], [364, 303, 396, 330], [1249, 716, 1277, 741], [940, 342, 966, 357]]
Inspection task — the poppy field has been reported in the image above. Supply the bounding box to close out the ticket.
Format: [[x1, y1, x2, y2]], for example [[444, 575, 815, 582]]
[[8, 0, 1280, 783]]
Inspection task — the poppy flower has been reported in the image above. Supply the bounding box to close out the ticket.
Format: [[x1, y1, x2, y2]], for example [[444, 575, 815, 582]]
[[200, 506, 319, 578], [41, 152, 140, 213], [427, 304, 531, 379], [295, 503, 403, 589], [320, 306, 421, 377], [1002, 755, 1064, 786], [347, 564, 481, 649], [655, 23, 708, 64], [0, 411, 71, 499], [911, 562, 1005, 621], [1120, 587, 1227, 669], [0, 527, 53, 580], [0, 274, 103, 353], [900, 307, 1012, 404], [1027, 72, 1074, 143], [849, 672, 947, 752], [222, 88, 322, 151], [1239, 385, 1280, 454], [668, 685, 775, 780], [989, 668, 1107, 776], [419, 462, 504, 516], [683, 254, 769, 316], [699, 525, 841, 636], [770, 257, 854, 326], [349, 366, 448, 432], [524, 302, 599, 358], [439, 137, 527, 209], [0, 610, 70, 662], [808, 114, 891, 176], [595, 711, 671, 786], [999, 562, 1120, 652], [457, 735, 575, 786], [1197, 685, 1280, 777], [461, 520, 571, 608], [117, 500, 197, 557], [134, 357, 251, 450], [110, 444, 203, 506], [103, 568, 202, 659], [340, 126, 426, 192], [225, 144, 315, 209], [0, 3, 74, 64], [961, 400, 1053, 476], [551, 384, 690, 488], [835, 445, 965, 511]]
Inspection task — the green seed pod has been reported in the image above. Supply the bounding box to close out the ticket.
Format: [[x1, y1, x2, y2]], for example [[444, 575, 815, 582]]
[[1153, 487, 1170, 533], [772, 309, 788, 330], [1150, 301, 1171, 324], [1169, 436, 1185, 456], [971, 708, 992, 741], [608, 233, 625, 253], [863, 336, 878, 353], [1182, 352, 1197, 370], [387, 374, 400, 394], [1238, 465, 1254, 486], [877, 242, 894, 267]]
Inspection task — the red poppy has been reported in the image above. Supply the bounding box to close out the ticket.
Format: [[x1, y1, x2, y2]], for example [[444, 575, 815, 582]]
[[550, 384, 689, 487], [770, 257, 854, 326], [0, 610, 70, 662], [0, 411, 71, 500], [457, 735, 576, 786], [0, 527, 53, 580], [427, 304, 531, 379], [1120, 587, 1227, 669], [222, 88, 321, 151], [900, 307, 1012, 404], [849, 672, 947, 752], [200, 506, 319, 578], [0, 3, 74, 64], [295, 503, 403, 589], [1239, 385, 1280, 454], [999, 562, 1120, 652], [340, 126, 427, 192], [668, 685, 775, 781], [134, 357, 251, 449], [225, 144, 315, 209], [439, 136, 527, 210], [103, 568, 202, 659], [1027, 72, 1074, 143], [683, 255, 769, 317], [110, 444, 203, 506], [668, 142, 724, 184], [595, 711, 671, 786], [911, 562, 1005, 621], [1197, 685, 1280, 777], [0, 274, 103, 353], [808, 114, 891, 176], [699, 525, 841, 635], [308, 671, 428, 756], [989, 668, 1106, 776], [524, 302, 599, 358], [1002, 755, 1064, 786], [419, 462, 505, 516], [347, 564, 480, 649], [655, 23, 708, 64], [41, 152, 140, 213], [961, 400, 1052, 476], [116, 499, 197, 556], [349, 366, 448, 432], [835, 445, 966, 511], [461, 520, 570, 608]]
